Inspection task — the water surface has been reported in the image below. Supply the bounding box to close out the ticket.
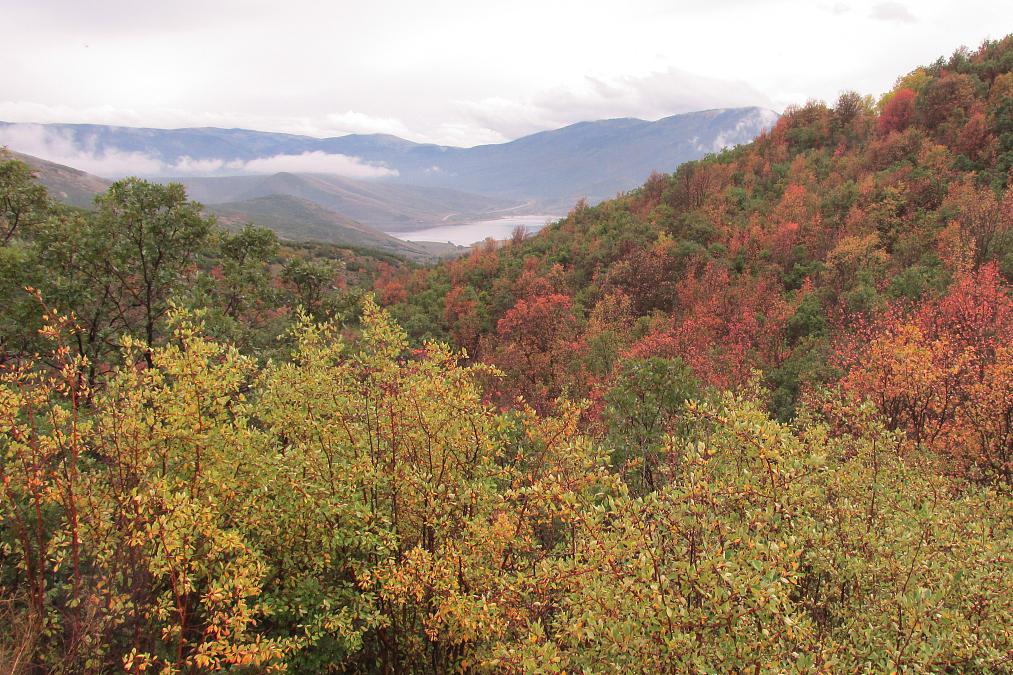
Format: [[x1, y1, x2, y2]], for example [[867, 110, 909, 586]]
[[392, 214, 559, 246]]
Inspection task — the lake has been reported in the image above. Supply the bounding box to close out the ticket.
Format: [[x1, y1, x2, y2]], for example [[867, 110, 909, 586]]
[[392, 214, 560, 246]]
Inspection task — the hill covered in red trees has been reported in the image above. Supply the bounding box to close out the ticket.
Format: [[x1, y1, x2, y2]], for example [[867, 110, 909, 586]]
[[382, 36, 1013, 483]]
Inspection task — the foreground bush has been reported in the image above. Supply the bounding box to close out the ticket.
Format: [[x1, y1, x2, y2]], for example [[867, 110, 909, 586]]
[[1, 301, 1010, 672]]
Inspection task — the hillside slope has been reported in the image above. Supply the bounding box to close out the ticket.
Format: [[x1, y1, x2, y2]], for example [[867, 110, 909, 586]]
[[209, 193, 462, 260], [176, 172, 516, 232], [382, 36, 1013, 466], [8, 150, 110, 207]]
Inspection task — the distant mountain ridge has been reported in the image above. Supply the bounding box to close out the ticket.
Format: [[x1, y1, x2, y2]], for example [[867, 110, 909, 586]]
[[0, 107, 778, 209]]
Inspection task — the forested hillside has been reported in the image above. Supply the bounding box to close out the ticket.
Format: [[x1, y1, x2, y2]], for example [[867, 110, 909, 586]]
[[384, 37, 1013, 481], [1, 38, 1011, 673]]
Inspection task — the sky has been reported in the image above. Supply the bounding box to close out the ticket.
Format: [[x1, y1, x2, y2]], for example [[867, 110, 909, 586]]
[[1, 0, 1011, 147]]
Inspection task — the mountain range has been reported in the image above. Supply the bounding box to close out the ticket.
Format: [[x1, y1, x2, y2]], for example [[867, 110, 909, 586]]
[[1, 107, 777, 209], [1, 107, 778, 255]]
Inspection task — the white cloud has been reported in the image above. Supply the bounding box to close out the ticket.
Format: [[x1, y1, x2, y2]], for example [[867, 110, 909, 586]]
[[171, 156, 226, 173], [0, 100, 232, 132], [869, 1, 916, 23], [0, 124, 163, 177], [0, 124, 397, 179], [225, 152, 397, 177], [428, 121, 516, 147], [1, 0, 1009, 147], [709, 108, 781, 151], [0, 101, 412, 143]]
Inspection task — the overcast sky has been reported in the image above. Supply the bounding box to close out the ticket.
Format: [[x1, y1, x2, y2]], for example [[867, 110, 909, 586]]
[[1, 0, 1011, 147]]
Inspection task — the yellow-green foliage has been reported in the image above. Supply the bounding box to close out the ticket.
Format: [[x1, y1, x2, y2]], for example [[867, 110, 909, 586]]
[[1, 301, 1010, 673]]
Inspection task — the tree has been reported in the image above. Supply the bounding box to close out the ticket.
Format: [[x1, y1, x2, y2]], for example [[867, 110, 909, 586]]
[[836, 263, 1012, 480], [218, 224, 279, 318], [602, 242, 681, 315], [939, 177, 1011, 267], [917, 72, 979, 133], [0, 154, 49, 245], [0, 155, 54, 363], [603, 357, 698, 494], [93, 179, 214, 366], [282, 256, 339, 318], [958, 344, 1013, 482], [488, 293, 579, 409], [839, 321, 969, 446], [2, 299, 1011, 671], [443, 283, 483, 356], [878, 88, 917, 135]]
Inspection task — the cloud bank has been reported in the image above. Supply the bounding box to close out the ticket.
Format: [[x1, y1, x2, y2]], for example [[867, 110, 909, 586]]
[[228, 152, 397, 177], [0, 124, 397, 179], [0, 67, 777, 149], [2, 0, 1009, 147], [0, 124, 164, 176]]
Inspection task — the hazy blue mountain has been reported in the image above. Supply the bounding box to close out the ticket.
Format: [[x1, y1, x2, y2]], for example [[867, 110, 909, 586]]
[[385, 108, 780, 208], [174, 172, 516, 232], [1, 107, 777, 210]]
